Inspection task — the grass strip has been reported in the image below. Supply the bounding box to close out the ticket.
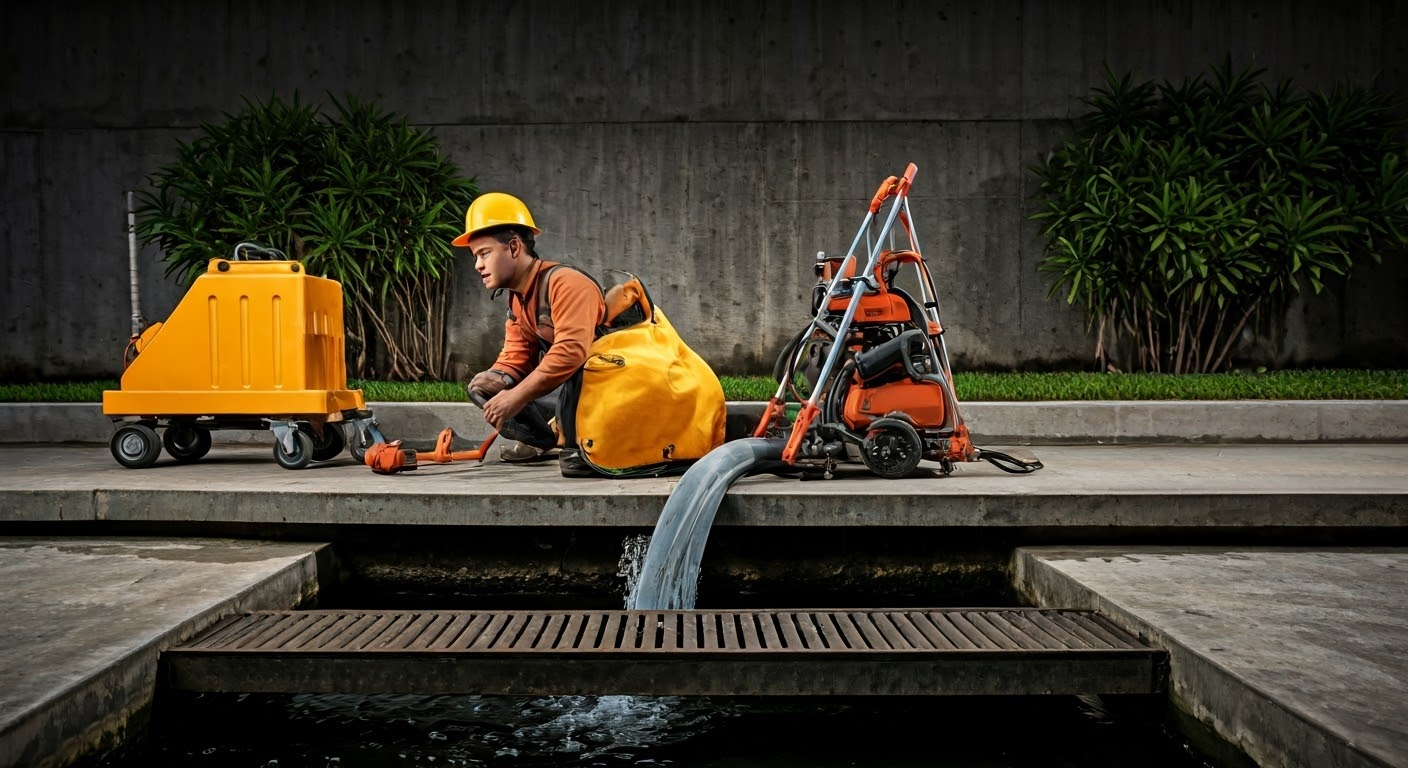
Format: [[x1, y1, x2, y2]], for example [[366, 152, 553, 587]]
[[1, 370, 1403, 403]]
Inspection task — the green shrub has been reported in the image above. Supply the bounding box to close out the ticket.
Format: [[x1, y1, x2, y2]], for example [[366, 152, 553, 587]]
[[134, 93, 476, 381], [1031, 58, 1408, 373]]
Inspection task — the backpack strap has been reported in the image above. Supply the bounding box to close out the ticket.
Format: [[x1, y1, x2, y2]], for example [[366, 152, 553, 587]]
[[511, 262, 609, 357]]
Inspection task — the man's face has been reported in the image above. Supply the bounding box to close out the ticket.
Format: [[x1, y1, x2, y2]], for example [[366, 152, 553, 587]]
[[469, 232, 520, 292]]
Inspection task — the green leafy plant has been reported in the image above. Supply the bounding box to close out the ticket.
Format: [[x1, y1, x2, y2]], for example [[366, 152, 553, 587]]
[[134, 93, 476, 381], [1031, 58, 1408, 373]]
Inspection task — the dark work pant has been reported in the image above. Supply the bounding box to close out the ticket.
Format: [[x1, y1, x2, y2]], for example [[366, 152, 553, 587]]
[[522, 365, 583, 450], [552, 366, 584, 450]]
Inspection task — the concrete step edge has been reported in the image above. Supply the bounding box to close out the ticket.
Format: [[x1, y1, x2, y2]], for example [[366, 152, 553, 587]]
[[4, 400, 1407, 445]]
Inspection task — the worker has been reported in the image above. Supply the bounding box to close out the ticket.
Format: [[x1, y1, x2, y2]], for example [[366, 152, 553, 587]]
[[453, 192, 605, 478]]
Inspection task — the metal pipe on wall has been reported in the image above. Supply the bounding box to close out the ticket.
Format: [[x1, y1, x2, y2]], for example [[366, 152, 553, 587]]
[[126, 190, 143, 338]]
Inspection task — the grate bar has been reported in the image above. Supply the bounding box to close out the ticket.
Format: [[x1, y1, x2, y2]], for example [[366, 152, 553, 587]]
[[925, 612, 979, 649], [1001, 610, 1064, 648], [413, 613, 458, 650], [346, 614, 396, 651], [1047, 611, 1116, 649], [964, 611, 1021, 650]]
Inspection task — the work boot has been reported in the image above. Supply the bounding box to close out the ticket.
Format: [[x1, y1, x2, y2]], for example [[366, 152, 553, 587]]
[[500, 441, 560, 463], [558, 449, 597, 478], [500, 417, 563, 464]]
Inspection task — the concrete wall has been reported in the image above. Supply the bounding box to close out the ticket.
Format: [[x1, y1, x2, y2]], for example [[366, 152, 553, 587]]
[[2, 0, 1405, 379]]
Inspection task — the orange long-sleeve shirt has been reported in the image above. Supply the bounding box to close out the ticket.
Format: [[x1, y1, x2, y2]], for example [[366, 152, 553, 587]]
[[492, 260, 606, 401]]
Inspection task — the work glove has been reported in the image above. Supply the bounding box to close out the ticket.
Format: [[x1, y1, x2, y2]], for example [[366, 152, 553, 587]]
[[468, 369, 515, 400]]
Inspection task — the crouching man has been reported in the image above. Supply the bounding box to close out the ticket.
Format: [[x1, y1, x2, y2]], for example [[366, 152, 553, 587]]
[[453, 192, 605, 478]]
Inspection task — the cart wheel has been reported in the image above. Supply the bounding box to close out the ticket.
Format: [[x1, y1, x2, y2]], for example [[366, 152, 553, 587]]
[[111, 423, 162, 469], [348, 426, 378, 464], [310, 424, 346, 462], [348, 434, 369, 464], [861, 418, 923, 479], [273, 429, 315, 470], [163, 423, 212, 463]]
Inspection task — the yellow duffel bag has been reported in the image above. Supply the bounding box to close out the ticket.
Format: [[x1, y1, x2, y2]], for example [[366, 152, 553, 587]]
[[576, 275, 726, 476]]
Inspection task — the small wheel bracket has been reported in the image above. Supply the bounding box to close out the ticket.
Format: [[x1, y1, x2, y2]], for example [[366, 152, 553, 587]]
[[347, 413, 386, 447], [267, 419, 300, 454]]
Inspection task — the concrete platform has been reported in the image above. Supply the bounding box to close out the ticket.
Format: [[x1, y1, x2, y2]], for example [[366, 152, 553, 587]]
[[0, 538, 328, 768], [1014, 546, 1408, 768], [0, 442, 1403, 531], [3, 401, 1406, 768]]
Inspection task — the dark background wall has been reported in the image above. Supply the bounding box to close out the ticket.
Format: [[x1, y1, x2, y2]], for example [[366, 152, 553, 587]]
[[3, 0, 1404, 380]]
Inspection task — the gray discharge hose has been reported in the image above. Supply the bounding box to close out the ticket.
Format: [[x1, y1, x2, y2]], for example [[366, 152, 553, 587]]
[[627, 438, 787, 610]]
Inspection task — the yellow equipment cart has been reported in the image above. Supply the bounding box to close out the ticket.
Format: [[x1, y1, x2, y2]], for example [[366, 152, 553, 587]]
[[102, 243, 386, 469]]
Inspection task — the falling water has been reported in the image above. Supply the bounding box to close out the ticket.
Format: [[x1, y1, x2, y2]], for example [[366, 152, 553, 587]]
[[626, 438, 786, 610], [616, 533, 652, 607]]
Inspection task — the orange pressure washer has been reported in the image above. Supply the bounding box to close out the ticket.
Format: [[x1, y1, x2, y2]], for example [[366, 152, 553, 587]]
[[752, 163, 1043, 479]]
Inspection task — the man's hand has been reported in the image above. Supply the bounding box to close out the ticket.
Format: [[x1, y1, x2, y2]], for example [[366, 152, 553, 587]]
[[482, 386, 532, 430], [468, 369, 513, 399]]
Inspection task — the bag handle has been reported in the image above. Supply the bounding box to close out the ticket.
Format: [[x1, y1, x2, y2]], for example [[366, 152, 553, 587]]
[[603, 269, 655, 326]]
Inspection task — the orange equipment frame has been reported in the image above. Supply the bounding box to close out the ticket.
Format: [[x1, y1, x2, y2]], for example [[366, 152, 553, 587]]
[[753, 164, 1041, 478]]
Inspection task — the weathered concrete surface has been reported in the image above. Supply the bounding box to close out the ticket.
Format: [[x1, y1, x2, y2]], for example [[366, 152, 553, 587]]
[[8, 400, 1408, 445], [0, 443, 1403, 531], [3, 1, 1405, 378], [1013, 547, 1408, 768], [0, 538, 327, 768]]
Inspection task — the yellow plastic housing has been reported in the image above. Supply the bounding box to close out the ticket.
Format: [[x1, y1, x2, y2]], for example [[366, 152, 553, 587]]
[[103, 258, 366, 418]]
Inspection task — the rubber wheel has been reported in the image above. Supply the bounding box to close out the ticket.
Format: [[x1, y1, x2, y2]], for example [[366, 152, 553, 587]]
[[273, 429, 315, 470], [348, 427, 373, 464], [111, 423, 162, 469], [861, 418, 924, 479], [310, 424, 345, 462], [162, 423, 212, 463]]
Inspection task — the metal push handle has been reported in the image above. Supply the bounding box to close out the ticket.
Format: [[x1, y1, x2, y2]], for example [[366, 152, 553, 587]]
[[232, 242, 289, 261], [867, 163, 918, 213]]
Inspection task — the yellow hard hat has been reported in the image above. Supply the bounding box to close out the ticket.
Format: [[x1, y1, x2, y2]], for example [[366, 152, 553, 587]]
[[451, 192, 540, 247]]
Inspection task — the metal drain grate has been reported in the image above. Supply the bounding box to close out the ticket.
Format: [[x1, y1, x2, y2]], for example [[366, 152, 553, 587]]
[[165, 608, 1165, 696], [181, 608, 1145, 654]]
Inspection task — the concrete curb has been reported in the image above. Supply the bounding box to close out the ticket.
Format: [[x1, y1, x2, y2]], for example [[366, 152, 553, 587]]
[[0, 540, 326, 768], [1011, 548, 1406, 768], [8, 400, 1407, 445]]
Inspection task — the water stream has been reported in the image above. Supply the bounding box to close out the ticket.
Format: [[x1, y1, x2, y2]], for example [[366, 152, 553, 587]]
[[626, 438, 786, 610]]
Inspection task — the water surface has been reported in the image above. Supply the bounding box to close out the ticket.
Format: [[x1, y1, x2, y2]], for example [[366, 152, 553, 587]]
[[110, 691, 1216, 767]]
